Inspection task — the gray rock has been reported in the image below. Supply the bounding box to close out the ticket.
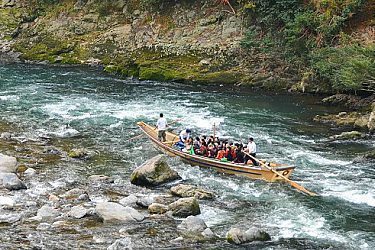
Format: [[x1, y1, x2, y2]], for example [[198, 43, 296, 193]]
[[119, 194, 138, 207], [37, 222, 51, 231], [24, 167, 36, 177], [0, 132, 11, 140], [0, 173, 27, 190], [136, 196, 154, 208], [62, 188, 87, 200], [177, 215, 207, 234], [202, 228, 215, 239], [148, 203, 168, 214], [68, 205, 88, 219], [130, 155, 180, 187], [168, 197, 200, 217], [0, 154, 17, 173], [95, 202, 144, 223], [0, 196, 15, 207], [226, 227, 271, 245], [0, 213, 21, 224], [107, 237, 133, 250], [37, 205, 61, 221], [170, 184, 214, 200]]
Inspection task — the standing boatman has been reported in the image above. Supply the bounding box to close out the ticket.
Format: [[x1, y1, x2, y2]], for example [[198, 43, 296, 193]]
[[245, 137, 258, 165], [156, 113, 168, 142]]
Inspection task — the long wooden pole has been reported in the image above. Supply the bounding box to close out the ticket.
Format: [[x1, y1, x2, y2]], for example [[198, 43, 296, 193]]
[[244, 152, 318, 196], [125, 133, 145, 142]]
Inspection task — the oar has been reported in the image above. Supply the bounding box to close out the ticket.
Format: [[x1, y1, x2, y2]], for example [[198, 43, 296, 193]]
[[244, 152, 318, 196], [125, 133, 145, 142]]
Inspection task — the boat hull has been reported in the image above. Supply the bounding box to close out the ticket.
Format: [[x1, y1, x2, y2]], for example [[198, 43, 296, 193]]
[[138, 121, 294, 182]]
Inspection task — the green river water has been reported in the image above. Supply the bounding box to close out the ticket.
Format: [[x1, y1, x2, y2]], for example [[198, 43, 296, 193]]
[[0, 64, 374, 249]]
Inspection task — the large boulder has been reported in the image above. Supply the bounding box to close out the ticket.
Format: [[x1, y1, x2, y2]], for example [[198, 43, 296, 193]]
[[168, 197, 200, 217], [95, 202, 144, 223], [130, 155, 180, 187], [0, 154, 17, 173], [0, 173, 26, 190], [171, 184, 214, 200], [226, 227, 271, 245]]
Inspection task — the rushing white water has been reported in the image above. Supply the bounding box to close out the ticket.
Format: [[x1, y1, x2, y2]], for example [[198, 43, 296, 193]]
[[0, 64, 374, 249]]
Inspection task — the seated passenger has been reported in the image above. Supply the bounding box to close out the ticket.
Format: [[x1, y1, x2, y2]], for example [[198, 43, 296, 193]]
[[216, 146, 226, 160], [193, 137, 201, 153], [207, 144, 216, 158], [197, 140, 208, 156], [226, 146, 234, 161]]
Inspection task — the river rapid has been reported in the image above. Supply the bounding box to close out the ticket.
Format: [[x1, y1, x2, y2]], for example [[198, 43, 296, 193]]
[[0, 64, 374, 249]]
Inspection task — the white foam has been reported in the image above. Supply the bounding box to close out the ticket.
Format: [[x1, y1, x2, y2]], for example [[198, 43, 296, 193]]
[[289, 150, 351, 166], [325, 189, 375, 207], [0, 95, 19, 101]]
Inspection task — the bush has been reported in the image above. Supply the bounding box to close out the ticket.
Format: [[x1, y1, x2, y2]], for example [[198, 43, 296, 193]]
[[310, 45, 375, 92]]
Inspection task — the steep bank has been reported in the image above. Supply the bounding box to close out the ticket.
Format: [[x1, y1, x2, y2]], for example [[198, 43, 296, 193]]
[[0, 0, 374, 93]]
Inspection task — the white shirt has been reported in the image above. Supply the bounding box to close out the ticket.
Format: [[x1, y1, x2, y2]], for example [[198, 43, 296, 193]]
[[247, 141, 257, 154], [156, 117, 167, 130], [179, 130, 190, 141]]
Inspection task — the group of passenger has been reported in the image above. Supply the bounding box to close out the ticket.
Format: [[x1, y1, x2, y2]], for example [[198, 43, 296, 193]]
[[156, 113, 258, 166]]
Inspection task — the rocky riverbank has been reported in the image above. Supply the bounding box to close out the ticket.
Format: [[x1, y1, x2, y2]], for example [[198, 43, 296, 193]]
[[313, 94, 375, 135], [0, 125, 271, 248]]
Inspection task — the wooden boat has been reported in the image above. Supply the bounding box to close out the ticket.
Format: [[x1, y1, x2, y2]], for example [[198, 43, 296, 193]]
[[137, 121, 295, 183]]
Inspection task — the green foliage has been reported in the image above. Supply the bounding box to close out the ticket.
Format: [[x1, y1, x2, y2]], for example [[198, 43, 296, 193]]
[[310, 45, 375, 91], [240, 0, 370, 92]]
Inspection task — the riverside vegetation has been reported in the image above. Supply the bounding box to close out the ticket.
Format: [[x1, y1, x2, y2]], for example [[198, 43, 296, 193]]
[[0, 0, 373, 93]]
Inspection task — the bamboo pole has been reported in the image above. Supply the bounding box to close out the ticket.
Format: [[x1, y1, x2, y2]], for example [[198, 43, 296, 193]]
[[244, 152, 318, 196]]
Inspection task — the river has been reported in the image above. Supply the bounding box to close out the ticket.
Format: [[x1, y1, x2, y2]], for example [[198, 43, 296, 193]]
[[0, 64, 374, 249]]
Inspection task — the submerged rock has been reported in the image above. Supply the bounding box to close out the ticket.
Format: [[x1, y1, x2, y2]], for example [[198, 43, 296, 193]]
[[330, 131, 365, 140], [0, 173, 27, 190], [170, 184, 214, 200], [226, 227, 271, 245], [95, 202, 144, 223], [130, 155, 180, 187], [168, 197, 200, 217], [0, 154, 17, 173], [68, 148, 88, 159]]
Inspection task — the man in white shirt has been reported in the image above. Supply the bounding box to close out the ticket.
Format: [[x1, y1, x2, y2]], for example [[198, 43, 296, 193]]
[[245, 137, 258, 165], [156, 113, 167, 142]]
